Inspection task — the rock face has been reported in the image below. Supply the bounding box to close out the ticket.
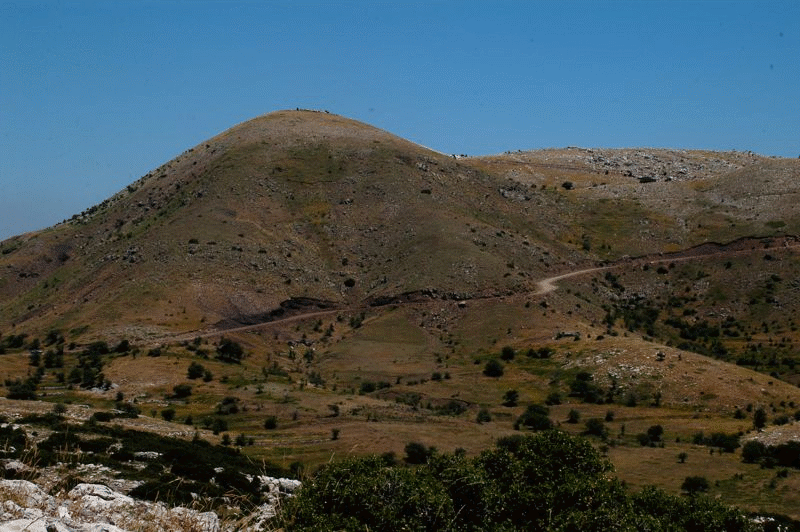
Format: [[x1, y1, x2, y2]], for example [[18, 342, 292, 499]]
[[0, 480, 218, 531], [0, 477, 300, 531]]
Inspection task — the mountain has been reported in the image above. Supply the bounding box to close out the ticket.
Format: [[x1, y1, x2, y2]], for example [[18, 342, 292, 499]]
[[3, 110, 798, 341], [2, 110, 800, 520], [0, 110, 584, 339]]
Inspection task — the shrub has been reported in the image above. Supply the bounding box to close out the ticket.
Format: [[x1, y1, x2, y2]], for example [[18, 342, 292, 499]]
[[264, 416, 277, 430], [545, 391, 562, 405], [754, 407, 768, 429], [516, 404, 553, 431], [742, 440, 766, 463], [187, 361, 205, 379], [436, 400, 467, 416], [216, 337, 244, 363], [114, 339, 131, 353], [172, 384, 192, 398], [359, 381, 376, 394], [216, 396, 239, 415], [483, 359, 504, 377], [569, 371, 602, 403], [567, 409, 580, 424], [404, 441, 433, 464], [708, 432, 740, 453], [584, 418, 608, 439], [211, 418, 228, 435], [476, 408, 492, 424], [647, 425, 664, 442], [773, 414, 790, 426], [500, 346, 516, 361], [161, 408, 176, 422], [502, 390, 519, 407], [282, 431, 754, 531], [681, 476, 709, 495], [6, 379, 37, 400]]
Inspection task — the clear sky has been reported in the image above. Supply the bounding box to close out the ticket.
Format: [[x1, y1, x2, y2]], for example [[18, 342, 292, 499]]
[[1, 1, 798, 240]]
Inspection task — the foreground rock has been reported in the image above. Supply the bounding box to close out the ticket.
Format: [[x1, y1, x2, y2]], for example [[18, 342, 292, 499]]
[[0, 477, 300, 531]]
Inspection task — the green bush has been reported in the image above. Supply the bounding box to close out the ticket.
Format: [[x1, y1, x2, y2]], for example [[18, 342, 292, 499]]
[[6, 379, 37, 400], [502, 389, 519, 407], [281, 431, 755, 531], [742, 440, 766, 463], [500, 346, 516, 361], [516, 404, 553, 431], [187, 361, 205, 379], [681, 475, 710, 495], [216, 337, 244, 363], [584, 418, 608, 439], [216, 396, 239, 415], [172, 384, 192, 398], [567, 409, 580, 423], [545, 391, 562, 405], [404, 441, 433, 464], [483, 359, 504, 377]]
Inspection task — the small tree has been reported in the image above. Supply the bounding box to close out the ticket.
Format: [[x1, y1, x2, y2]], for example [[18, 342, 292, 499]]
[[161, 408, 176, 421], [678, 452, 688, 463], [567, 409, 581, 424], [264, 416, 277, 430], [681, 476, 709, 496], [754, 407, 767, 430]]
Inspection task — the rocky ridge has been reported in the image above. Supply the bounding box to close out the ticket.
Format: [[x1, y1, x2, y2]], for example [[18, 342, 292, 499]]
[[0, 475, 300, 532]]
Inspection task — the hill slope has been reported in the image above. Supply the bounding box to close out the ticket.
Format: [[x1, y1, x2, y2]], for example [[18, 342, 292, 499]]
[[1, 110, 587, 339]]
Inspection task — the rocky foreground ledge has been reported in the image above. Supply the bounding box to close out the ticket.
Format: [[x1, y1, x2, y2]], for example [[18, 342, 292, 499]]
[[0, 476, 300, 532]]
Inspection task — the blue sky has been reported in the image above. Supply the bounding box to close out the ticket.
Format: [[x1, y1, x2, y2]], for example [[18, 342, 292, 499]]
[[1, 0, 798, 240]]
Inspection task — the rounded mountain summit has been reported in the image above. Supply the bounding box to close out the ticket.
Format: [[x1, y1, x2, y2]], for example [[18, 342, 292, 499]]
[[0, 110, 580, 339]]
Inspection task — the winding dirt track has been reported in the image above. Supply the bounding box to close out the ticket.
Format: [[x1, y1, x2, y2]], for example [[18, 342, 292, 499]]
[[157, 236, 800, 345]]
